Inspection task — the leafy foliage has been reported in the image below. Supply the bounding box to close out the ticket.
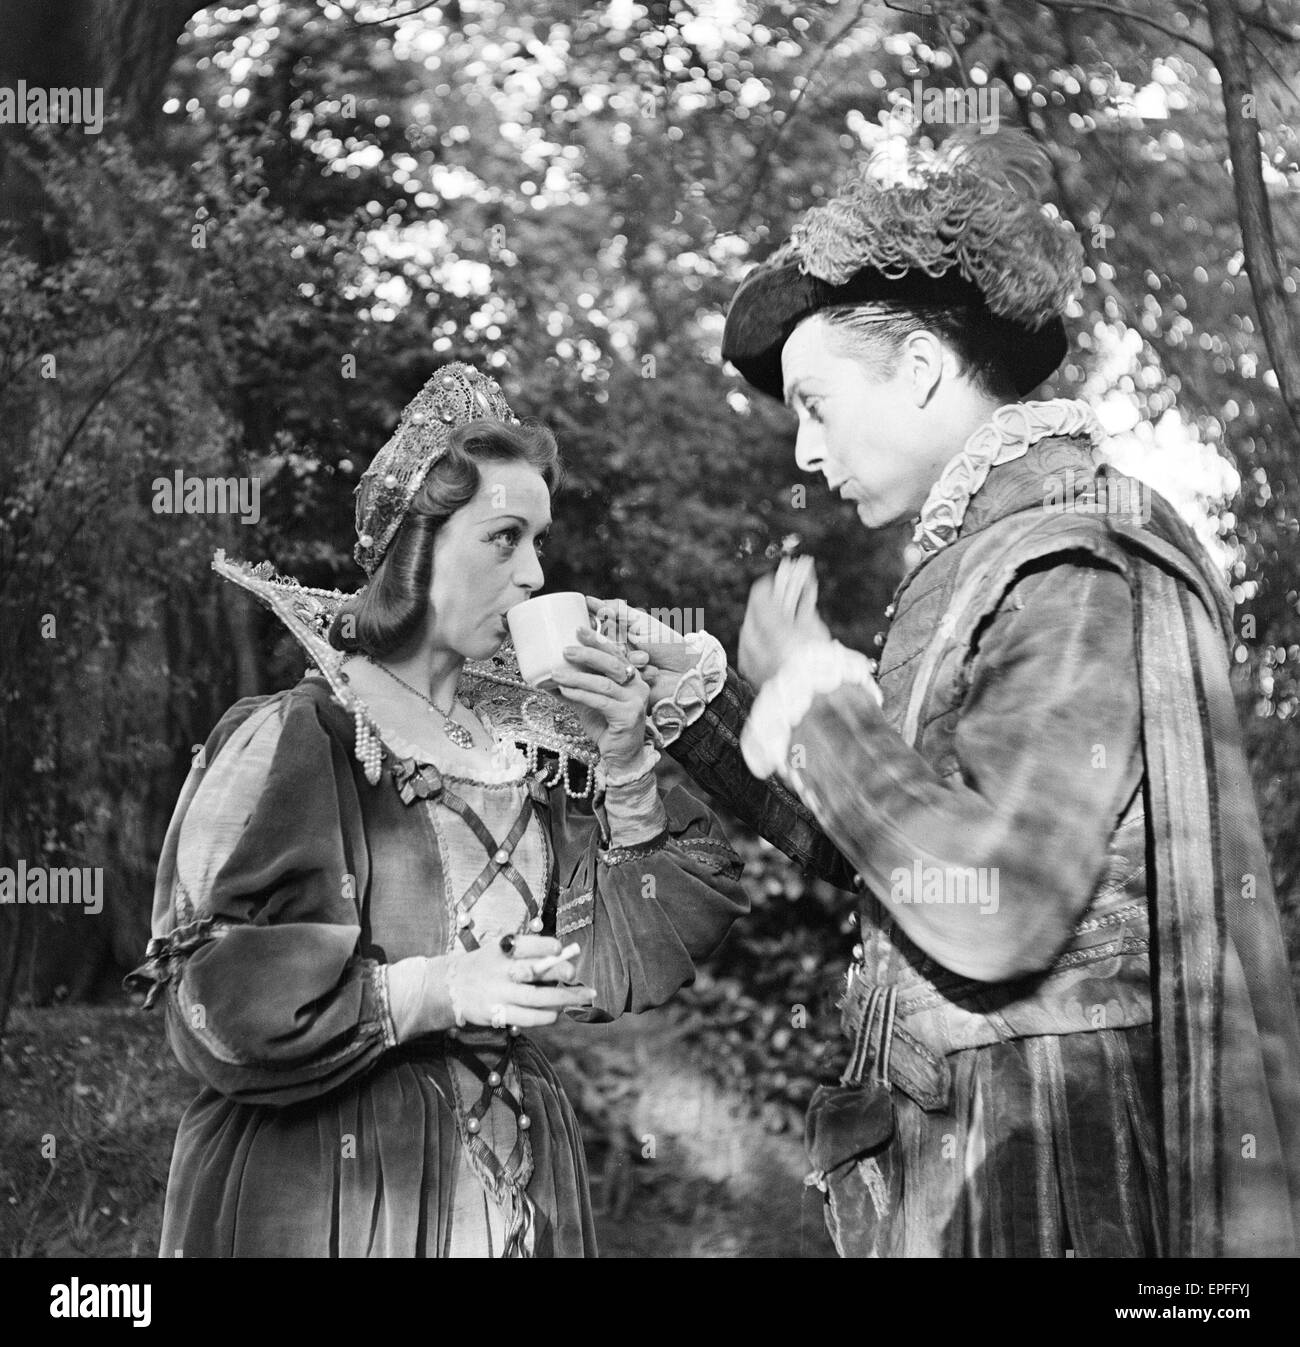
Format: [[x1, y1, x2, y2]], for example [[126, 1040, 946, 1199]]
[[1, 1, 1297, 1096]]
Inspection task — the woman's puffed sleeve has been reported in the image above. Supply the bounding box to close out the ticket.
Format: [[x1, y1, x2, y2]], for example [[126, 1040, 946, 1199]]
[[132, 686, 394, 1107], [540, 770, 748, 1020]]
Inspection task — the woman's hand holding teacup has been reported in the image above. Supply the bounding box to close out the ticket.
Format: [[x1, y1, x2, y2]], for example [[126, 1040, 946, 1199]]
[[583, 596, 697, 707], [551, 626, 652, 772]]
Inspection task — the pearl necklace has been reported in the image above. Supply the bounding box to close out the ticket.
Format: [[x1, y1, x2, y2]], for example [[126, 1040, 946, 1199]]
[[360, 656, 477, 752]]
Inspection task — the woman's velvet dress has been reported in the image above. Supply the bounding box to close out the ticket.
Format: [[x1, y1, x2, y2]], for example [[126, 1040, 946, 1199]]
[[134, 675, 746, 1257]]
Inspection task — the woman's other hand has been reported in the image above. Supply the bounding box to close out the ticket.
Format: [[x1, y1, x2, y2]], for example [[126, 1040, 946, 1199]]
[[447, 937, 594, 1029], [551, 624, 652, 773], [503, 934, 580, 986]]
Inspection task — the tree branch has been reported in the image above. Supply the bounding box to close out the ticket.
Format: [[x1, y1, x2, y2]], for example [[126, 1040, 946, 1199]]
[[996, 60, 1135, 323], [1241, 10, 1300, 45], [347, 0, 444, 27], [726, 0, 872, 234], [1203, 0, 1300, 441], [1245, 29, 1300, 101], [37, 329, 162, 502], [1033, 0, 1215, 57]]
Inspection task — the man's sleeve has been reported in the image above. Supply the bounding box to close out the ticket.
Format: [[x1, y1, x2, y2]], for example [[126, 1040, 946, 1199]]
[[669, 668, 859, 890], [742, 559, 1143, 982]]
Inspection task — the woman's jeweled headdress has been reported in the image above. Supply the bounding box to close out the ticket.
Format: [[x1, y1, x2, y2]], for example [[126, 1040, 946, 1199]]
[[354, 361, 521, 575]]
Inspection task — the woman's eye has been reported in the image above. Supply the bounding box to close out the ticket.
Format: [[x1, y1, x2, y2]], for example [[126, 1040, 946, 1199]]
[[805, 399, 823, 423], [489, 527, 547, 557]]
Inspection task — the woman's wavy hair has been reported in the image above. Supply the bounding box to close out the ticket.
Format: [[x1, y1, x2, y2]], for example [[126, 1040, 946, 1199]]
[[328, 418, 562, 661]]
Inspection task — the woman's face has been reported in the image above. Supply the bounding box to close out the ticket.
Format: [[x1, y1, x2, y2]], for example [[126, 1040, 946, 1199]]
[[427, 460, 552, 660]]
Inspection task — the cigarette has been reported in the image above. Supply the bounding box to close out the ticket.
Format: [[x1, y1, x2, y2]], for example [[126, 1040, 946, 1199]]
[[530, 942, 582, 975]]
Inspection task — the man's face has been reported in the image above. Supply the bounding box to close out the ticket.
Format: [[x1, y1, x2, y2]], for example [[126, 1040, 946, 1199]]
[[780, 315, 940, 528]]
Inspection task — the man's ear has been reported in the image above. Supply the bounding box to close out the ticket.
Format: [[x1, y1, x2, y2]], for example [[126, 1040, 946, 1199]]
[[902, 330, 944, 407]]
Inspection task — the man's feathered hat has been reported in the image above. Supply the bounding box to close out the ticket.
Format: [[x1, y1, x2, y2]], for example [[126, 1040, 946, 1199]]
[[722, 128, 1085, 398]]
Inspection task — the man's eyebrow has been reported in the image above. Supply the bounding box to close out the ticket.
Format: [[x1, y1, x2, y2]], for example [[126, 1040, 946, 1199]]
[[783, 379, 820, 408]]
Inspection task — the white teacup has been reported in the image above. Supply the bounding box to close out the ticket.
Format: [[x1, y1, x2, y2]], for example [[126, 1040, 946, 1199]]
[[506, 592, 595, 691]]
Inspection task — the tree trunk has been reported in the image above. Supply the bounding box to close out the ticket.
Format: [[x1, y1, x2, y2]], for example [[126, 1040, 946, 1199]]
[[0, 0, 207, 127], [0, 0, 209, 252], [220, 575, 265, 702], [1203, 0, 1300, 445], [0, 0, 213, 1025]]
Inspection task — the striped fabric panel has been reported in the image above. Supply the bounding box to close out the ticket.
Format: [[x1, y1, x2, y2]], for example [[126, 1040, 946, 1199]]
[[1139, 566, 1224, 1255]]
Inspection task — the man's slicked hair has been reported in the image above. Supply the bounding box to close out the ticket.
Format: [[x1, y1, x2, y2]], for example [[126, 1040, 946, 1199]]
[[816, 302, 1024, 403]]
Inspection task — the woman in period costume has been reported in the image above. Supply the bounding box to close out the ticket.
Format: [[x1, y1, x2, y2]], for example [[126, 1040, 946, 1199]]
[[129, 363, 746, 1258]]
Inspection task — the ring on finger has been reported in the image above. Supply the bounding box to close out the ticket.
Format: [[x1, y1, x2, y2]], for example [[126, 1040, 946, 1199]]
[[618, 663, 636, 685], [489, 1003, 507, 1029]]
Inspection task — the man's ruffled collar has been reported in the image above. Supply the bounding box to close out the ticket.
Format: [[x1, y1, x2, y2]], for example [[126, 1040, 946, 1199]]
[[904, 399, 1104, 571]]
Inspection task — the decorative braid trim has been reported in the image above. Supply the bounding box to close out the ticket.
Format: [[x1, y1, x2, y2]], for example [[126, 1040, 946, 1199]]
[[907, 399, 1104, 569], [598, 835, 671, 867], [556, 890, 594, 939], [370, 961, 398, 1049], [675, 836, 745, 879]]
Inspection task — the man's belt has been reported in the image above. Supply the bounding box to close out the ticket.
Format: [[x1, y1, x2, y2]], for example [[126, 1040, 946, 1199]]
[[840, 899, 1151, 1113], [840, 965, 953, 1110]]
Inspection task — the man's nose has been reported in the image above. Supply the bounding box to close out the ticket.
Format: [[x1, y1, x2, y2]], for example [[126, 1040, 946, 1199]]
[[794, 423, 825, 474]]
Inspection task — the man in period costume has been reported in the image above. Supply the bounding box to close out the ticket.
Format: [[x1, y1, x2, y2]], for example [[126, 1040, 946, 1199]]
[[626, 131, 1300, 1256]]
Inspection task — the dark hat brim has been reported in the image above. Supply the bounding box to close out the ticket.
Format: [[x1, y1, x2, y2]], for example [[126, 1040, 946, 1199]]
[[722, 258, 1068, 401]]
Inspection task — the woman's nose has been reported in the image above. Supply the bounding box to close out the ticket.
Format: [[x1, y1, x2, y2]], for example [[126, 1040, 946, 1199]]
[[793, 422, 825, 474], [515, 545, 544, 594]]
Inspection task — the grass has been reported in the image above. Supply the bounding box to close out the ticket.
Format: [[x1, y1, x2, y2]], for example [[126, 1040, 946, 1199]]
[[0, 1003, 833, 1259], [0, 1006, 188, 1258]]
